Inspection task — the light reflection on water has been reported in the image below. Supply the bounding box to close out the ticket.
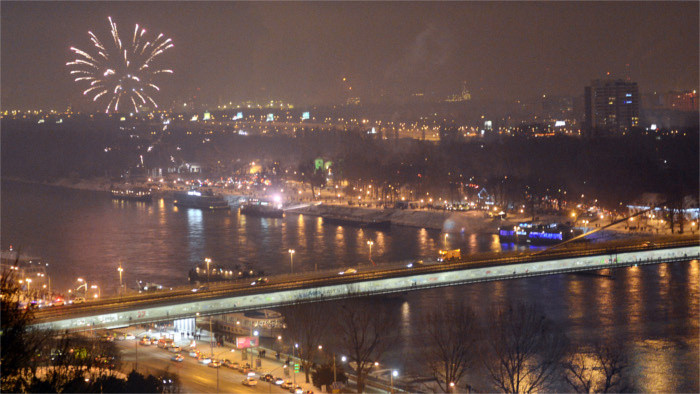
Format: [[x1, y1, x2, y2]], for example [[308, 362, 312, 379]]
[[1, 181, 698, 392]]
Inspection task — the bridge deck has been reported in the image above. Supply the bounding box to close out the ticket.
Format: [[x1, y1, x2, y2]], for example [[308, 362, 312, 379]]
[[30, 236, 700, 331]]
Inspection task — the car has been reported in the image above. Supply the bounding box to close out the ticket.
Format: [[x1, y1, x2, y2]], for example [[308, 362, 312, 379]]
[[189, 351, 199, 357], [208, 360, 221, 368], [168, 346, 181, 353], [191, 285, 209, 292], [73, 297, 86, 304], [338, 268, 357, 275], [238, 362, 251, 372], [290, 386, 303, 394], [281, 380, 293, 389], [261, 373, 274, 382], [242, 377, 258, 387], [124, 333, 136, 340], [171, 355, 184, 362], [274, 377, 285, 385], [139, 339, 151, 346], [407, 260, 424, 268], [198, 357, 212, 364], [250, 277, 268, 286], [226, 360, 240, 370]]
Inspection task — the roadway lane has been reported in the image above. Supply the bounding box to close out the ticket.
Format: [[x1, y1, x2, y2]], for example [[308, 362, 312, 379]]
[[115, 339, 294, 393], [33, 235, 699, 324]]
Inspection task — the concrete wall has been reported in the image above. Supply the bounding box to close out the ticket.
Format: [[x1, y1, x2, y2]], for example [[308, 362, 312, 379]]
[[33, 246, 699, 332]]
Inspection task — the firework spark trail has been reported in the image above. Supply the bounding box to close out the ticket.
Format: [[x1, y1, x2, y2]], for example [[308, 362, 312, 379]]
[[68, 17, 172, 113]]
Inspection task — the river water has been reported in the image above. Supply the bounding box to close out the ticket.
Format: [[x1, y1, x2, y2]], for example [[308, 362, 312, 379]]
[[2, 180, 698, 392]]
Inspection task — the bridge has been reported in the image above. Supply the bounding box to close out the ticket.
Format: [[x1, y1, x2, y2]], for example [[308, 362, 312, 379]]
[[30, 237, 699, 332]]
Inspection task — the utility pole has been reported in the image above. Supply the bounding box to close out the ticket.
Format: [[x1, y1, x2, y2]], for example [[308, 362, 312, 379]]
[[209, 317, 219, 393], [333, 353, 337, 384]]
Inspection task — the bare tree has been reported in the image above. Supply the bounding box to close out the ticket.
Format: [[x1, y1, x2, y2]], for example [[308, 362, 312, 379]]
[[563, 343, 632, 393], [335, 300, 396, 393], [419, 301, 479, 392], [1, 269, 52, 392], [283, 302, 330, 383], [483, 303, 566, 393]]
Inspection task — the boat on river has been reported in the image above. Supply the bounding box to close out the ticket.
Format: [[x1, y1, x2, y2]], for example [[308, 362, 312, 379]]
[[498, 222, 583, 245], [173, 189, 229, 210], [239, 199, 284, 218], [110, 186, 152, 202]]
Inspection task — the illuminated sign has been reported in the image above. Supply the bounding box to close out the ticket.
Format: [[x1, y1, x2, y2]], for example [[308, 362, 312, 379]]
[[190, 115, 198, 121], [203, 112, 211, 121], [301, 111, 310, 120], [233, 112, 243, 120], [484, 120, 492, 130], [266, 113, 274, 122], [554, 120, 566, 127], [528, 231, 563, 241], [650, 124, 657, 130], [235, 336, 259, 349]]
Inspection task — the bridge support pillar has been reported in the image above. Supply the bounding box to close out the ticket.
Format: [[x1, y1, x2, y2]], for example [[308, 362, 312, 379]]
[[173, 318, 195, 342]]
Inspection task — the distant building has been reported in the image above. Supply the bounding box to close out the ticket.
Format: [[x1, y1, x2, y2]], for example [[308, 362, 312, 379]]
[[583, 79, 639, 136], [445, 81, 472, 103], [665, 90, 698, 112]]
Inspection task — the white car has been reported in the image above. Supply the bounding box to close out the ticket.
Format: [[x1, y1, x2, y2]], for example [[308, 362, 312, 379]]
[[242, 377, 258, 386]]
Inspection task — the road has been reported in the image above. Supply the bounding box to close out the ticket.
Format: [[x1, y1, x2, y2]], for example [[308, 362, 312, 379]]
[[32, 235, 699, 325], [114, 338, 300, 393]]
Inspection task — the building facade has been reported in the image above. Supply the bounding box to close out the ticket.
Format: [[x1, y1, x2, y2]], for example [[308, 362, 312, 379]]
[[584, 79, 639, 136]]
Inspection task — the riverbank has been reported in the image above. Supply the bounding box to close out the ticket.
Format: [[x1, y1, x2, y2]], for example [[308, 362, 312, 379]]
[[284, 203, 568, 233], [3, 176, 113, 192], [6, 176, 671, 237]]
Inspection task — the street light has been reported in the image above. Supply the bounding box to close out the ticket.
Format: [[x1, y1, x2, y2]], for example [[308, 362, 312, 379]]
[[117, 264, 124, 295], [288, 249, 295, 274], [391, 370, 398, 394], [205, 258, 212, 283], [367, 240, 374, 263]]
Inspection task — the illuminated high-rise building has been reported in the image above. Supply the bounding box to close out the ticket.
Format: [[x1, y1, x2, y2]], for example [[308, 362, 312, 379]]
[[583, 79, 639, 136]]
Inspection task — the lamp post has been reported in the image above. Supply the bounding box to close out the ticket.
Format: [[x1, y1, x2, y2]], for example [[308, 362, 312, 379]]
[[26, 278, 32, 300], [205, 258, 212, 283], [90, 284, 100, 299], [288, 249, 295, 274], [293, 343, 299, 387], [367, 240, 374, 264], [391, 370, 398, 394], [444, 233, 449, 248], [209, 316, 219, 393], [117, 264, 124, 295]]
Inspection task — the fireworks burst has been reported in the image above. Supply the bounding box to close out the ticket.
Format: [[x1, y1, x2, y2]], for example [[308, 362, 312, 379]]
[[67, 17, 173, 113]]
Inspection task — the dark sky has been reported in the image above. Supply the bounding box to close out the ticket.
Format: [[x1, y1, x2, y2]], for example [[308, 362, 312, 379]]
[[2, 1, 698, 111]]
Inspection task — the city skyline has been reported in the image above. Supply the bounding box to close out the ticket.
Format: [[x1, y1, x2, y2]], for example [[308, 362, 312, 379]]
[[1, 1, 698, 111]]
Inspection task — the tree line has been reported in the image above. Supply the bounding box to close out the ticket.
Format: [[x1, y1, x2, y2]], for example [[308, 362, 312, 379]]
[[280, 299, 634, 393], [0, 270, 179, 393], [3, 118, 697, 213]]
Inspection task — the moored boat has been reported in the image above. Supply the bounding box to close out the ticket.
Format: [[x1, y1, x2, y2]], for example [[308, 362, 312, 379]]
[[110, 186, 152, 202], [498, 222, 583, 245], [173, 189, 229, 210], [239, 199, 284, 218]]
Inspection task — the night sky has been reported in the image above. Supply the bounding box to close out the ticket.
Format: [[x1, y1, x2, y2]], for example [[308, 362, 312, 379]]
[[2, 1, 698, 111]]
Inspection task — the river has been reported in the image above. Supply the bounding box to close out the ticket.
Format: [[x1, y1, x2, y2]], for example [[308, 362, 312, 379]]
[[2, 180, 698, 392]]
